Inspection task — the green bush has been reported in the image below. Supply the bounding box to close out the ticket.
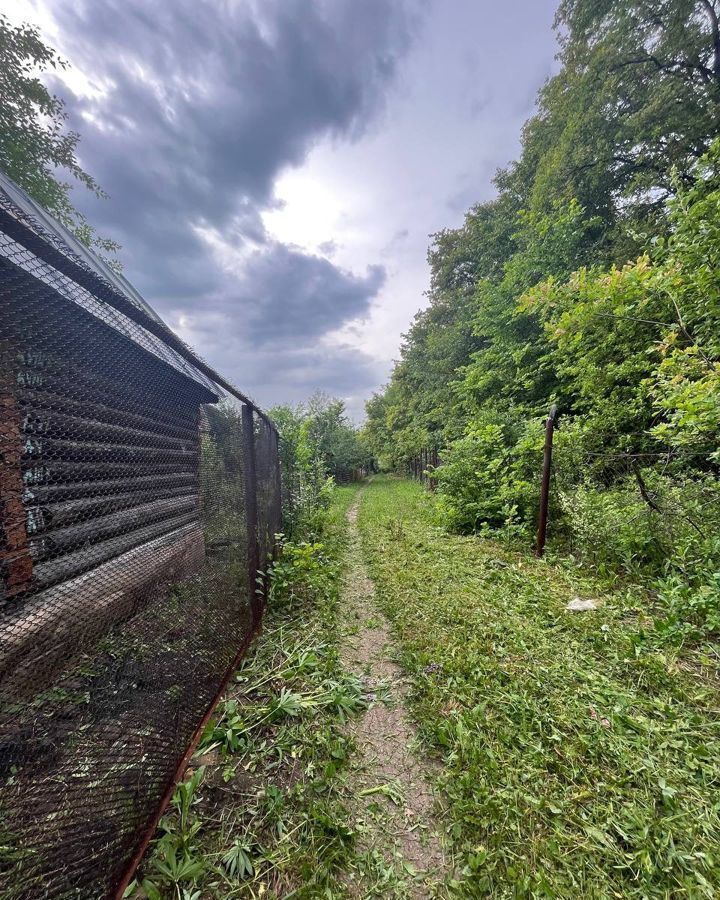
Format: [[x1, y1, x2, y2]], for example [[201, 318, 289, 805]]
[[558, 480, 666, 572], [435, 414, 545, 535], [271, 395, 368, 538], [653, 571, 720, 642], [267, 537, 337, 609], [558, 472, 720, 638]]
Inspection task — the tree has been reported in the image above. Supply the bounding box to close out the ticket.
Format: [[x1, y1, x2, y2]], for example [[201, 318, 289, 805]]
[[458, 199, 604, 419], [0, 15, 118, 260], [501, 0, 720, 251], [303, 393, 370, 480]]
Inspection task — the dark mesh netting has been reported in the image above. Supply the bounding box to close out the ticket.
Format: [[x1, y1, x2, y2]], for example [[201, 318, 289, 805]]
[[0, 177, 281, 898], [255, 415, 282, 574]]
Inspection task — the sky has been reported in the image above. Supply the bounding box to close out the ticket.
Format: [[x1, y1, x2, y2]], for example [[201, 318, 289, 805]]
[[5, 0, 560, 419]]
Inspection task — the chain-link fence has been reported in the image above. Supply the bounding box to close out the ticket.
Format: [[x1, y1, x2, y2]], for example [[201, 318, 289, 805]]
[[0, 173, 281, 898]]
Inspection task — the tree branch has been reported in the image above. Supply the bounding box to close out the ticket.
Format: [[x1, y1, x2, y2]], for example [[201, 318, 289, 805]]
[[699, 0, 720, 79], [610, 53, 713, 83], [632, 461, 662, 512], [633, 460, 705, 535]]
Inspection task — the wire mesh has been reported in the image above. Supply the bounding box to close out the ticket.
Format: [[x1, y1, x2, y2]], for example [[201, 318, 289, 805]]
[[0, 178, 281, 898], [255, 414, 281, 574]]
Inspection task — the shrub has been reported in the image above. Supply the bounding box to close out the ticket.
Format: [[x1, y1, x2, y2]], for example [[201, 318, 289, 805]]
[[558, 481, 665, 573], [435, 414, 545, 536], [558, 472, 720, 638]]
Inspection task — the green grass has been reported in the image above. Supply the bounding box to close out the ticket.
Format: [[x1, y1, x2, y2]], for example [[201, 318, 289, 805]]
[[356, 476, 720, 898], [128, 483, 365, 899]]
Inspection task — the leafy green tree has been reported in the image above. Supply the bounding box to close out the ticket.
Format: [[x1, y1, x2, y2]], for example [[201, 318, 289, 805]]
[[270, 402, 328, 536], [0, 15, 118, 259], [365, 0, 720, 635], [271, 394, 370, 533], [368, 1, 720, 572], [304, 393, 370, 480], [458, 199, 603, 419], [363, 198, 520, 465], [521, 139, 720, 460], [502, 0, 720, 250]]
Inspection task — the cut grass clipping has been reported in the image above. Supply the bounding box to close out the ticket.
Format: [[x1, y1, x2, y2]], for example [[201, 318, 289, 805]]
[[357, 476, 720, 898], [126, 485, 365, 899]]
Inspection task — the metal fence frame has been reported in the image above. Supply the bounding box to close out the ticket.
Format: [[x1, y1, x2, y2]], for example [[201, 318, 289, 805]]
[[0, 172, 281, 898]]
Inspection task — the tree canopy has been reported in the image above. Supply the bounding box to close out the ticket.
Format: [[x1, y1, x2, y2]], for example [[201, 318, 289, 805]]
[[366, 0, 720, 465], [0, 15, 117, 259]]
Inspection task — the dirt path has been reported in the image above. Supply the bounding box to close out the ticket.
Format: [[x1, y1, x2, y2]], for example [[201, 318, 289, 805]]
[[341, 489, 447, 898]]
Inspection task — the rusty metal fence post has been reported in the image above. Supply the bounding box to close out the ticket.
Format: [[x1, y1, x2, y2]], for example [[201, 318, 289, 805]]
[[429, 446, 438, 492], [272, 427, 282, 542], [535, 404, 558, 557]]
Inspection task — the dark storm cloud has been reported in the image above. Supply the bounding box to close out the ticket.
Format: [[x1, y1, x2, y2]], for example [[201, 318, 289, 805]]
[[252, 341, 385, 419], [217, 340, 383, 410], [167, 243, 385, 414], [48, 0, 417, 404], [230, 244, 385, 343], [62, 0, 414, 214], [183, 308, 384, 418]]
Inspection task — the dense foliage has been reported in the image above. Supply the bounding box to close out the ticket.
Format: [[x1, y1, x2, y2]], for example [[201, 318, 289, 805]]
[[271, 393, 371, 536], [365, 0, 720, 638]]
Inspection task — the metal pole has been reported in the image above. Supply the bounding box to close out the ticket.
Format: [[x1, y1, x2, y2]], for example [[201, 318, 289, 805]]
[[535, 404, 558, 558], [242, 404, 261, 623], [272, 428, 282, 541]]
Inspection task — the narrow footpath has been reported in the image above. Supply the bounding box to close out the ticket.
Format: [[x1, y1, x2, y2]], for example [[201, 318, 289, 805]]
[[340, 487, 447, 898]]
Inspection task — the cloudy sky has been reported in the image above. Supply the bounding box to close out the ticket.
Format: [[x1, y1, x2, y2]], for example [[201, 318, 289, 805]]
[[6, 0, 559, 418]]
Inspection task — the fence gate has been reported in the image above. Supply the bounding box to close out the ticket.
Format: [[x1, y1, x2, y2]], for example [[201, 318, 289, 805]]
[[0, 173, 281, 898]]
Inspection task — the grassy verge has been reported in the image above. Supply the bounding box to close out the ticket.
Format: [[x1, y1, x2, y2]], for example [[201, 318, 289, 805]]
[[127, 484, 363, 899], [356, 476, 720, 898]]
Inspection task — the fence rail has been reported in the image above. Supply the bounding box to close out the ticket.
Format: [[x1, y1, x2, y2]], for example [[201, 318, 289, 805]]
[[0, 173, 281, 898]]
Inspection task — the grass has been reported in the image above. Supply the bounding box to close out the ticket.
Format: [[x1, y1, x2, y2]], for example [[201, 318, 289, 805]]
[[356, 476, 720, 898], [127, 484, 366, 899]]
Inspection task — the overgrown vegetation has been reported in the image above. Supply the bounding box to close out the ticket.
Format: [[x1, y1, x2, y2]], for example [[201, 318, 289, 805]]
[[363, 0, 720, 639], [357, 477, 720, 898], [271, 393, 371, 536], [127, 484, 366, 899]]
